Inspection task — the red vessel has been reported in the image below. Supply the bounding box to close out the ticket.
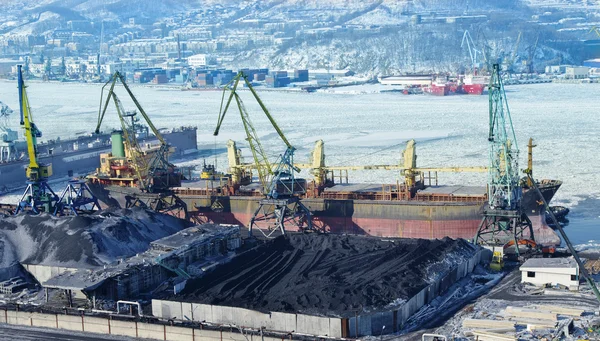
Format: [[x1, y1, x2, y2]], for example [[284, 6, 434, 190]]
[[461, 75, 487, 95], [423, 83, 449, 96]]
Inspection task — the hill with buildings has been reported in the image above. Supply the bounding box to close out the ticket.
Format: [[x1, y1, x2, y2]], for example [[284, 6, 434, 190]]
[[0, 0, 598, 76]]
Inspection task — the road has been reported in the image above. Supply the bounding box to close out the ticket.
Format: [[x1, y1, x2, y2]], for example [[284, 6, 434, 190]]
[[0, 324, 141, 341]]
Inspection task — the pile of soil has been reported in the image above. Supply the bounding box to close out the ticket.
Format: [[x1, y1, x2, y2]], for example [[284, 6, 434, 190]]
[[0, 207, 189, 270], [175, 233, 477, 317]]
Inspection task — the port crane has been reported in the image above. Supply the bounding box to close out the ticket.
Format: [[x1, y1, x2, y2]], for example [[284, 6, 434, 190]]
[[504, 32, 522, 76], [214, 71, 312, 238], [0, 101, 18, 163], [14, 65, 60, 214], [525, 34, 539, 75], [461, 30, 481, 72], [93, 71, 186, 217], [474, 64, 534, 256]]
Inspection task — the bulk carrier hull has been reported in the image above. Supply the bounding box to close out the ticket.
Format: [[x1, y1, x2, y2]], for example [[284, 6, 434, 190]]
[[90, 179, 562, 246]]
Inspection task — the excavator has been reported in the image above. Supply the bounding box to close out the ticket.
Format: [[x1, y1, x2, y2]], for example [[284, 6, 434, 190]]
[[14, 65, 59, 214], [213, 71, 312, 237]]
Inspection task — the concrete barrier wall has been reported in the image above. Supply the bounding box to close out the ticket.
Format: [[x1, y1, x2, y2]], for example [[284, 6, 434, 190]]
[[1, 309, 320, 341], [23, 264, 77, 284], [152, 300, 343, 337], [347, 248, 486, 337]]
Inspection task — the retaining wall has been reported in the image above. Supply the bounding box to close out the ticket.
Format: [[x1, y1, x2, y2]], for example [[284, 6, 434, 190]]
[[0, 309, 316, 341], [153, 248, 488, 337]]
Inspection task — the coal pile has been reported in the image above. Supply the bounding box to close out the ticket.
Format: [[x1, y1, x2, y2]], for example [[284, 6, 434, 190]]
[[0, 207, 189, 270], [175, 234, 477, 317]]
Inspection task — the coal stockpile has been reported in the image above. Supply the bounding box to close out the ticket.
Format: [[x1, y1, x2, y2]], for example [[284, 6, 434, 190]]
[[0, 207, 189, 270], [175, 234, 477, 317]]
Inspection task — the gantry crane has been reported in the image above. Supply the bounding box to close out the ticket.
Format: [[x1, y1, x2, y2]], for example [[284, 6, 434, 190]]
[[91, 71, 186, 217], [14, 64, 59, 214], [474, 64, 534, 256], [214, 71, 312, 238]]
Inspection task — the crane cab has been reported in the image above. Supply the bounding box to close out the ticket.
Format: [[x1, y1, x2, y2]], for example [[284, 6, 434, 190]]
[[26, 164, 52, 181]]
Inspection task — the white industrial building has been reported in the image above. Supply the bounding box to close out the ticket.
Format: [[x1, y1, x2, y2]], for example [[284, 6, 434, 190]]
[[520, 258, 579, 291], [187, 54, 207, 67], [565, 66, 589, 79], [379, 75, 432, 86]]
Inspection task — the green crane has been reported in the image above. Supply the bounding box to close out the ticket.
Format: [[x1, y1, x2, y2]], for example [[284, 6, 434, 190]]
[[96, 71, 175, 193], [474, 64, 534, 255], [213, 71, 312, 237]]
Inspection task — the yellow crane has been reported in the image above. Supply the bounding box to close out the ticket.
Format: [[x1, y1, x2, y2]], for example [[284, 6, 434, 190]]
[[225, 139, 487, 190], [15, 64, 59, 214], [90, 71, 187, 217], [95, 71, 180, 193]]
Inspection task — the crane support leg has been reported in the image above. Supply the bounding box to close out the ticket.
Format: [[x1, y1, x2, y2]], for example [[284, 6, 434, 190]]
[[54, 179, 101, 216], [474, 208, 534, 257], [15, 181, 59, 215], [124, 191, 188, 220], [249, 197, 313, 239]]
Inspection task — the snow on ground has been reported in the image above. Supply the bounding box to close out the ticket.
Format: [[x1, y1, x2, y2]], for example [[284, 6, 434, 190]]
[[0, 80, 597, 245]]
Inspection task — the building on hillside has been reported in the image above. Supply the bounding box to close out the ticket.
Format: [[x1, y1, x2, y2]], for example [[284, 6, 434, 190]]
[[188, 54, 207, 68]]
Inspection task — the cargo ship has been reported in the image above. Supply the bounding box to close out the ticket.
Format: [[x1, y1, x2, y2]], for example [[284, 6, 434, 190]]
[[0, 126, 198, 193], [158, 179, 561, 246], [461, 75, 487, 95], [89, 139, 562, 246], [380, 73, 487, 96]]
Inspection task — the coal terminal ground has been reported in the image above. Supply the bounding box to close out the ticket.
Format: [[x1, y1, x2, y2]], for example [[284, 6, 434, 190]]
[[171, 233, 477, 317]]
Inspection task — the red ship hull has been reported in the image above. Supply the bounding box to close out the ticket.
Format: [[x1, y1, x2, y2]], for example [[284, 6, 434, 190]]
[[462, 83, 485, 95], [424, 85, 448, 96]]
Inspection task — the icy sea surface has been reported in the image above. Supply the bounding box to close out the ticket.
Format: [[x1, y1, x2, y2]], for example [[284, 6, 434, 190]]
[[0, 80, 598, 246]]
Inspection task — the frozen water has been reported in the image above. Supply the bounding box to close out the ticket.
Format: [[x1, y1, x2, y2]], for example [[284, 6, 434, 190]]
[[0, 80, 598, 244]]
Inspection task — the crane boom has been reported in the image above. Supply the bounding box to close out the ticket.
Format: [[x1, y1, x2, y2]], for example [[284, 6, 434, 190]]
[[214, 71, 298, 196], [96, 72, 165, 145], [18, 65, 40, 172], [94, 72, 175, 193]]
